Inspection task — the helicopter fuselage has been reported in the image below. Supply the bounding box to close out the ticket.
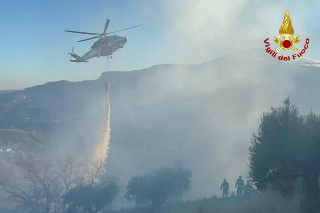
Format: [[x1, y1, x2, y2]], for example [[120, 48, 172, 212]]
[[92, 35, 128, 57]]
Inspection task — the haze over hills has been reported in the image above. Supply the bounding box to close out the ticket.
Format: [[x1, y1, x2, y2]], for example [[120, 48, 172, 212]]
[[0, 90, 15, 95], [0, 49, 320, 199]]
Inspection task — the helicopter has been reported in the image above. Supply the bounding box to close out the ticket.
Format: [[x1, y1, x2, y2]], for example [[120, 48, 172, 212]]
[[65, 19, 142, 62]]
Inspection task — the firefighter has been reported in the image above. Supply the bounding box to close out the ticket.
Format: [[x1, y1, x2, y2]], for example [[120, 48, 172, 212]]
[[244, 180, 254, 200], [220, 178, 229, 198], [235, 175, 244, 196]]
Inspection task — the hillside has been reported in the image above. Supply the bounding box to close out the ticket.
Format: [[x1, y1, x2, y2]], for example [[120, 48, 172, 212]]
[[0, 129, 45, 153], [0, 49, 320, 199], [107, 191, 301, 213]]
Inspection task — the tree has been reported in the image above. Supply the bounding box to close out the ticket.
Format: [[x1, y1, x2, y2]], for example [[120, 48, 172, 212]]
[[0, 154, 81, 213], [249, 98, 320, 213], [63, 159, 119, 213], [0, 154, 114, 213], [125, 167, 192, 210], [64, 182, 118, 213]]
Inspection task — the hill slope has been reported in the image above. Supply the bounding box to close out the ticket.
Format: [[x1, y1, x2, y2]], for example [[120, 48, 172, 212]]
[[0, 49, 320, 199], [0, 129, 44, 153]]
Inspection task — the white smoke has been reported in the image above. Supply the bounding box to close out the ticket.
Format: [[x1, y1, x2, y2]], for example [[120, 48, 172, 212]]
[[154, 0, 320, 64]]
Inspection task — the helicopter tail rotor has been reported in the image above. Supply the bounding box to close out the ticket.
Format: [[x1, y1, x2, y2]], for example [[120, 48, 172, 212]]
[[68, 47, 74, 60], [68, 48, 87, 62], [68, 47, 82, 61]]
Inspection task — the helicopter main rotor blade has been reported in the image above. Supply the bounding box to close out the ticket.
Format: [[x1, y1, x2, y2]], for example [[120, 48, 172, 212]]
[[104, 19, 110, 34], [77, 36, 100, 42], [65, 30, 101, 35], [106, 24, 143, 35]]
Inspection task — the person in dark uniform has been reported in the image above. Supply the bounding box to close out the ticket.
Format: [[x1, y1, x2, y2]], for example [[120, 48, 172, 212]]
[[220, 178, 229, 198], [244, 180, 254, 200], [235, 175, 245, 196]]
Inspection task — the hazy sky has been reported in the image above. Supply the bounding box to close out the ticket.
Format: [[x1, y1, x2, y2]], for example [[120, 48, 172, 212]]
[[0, 0, 319, 89]]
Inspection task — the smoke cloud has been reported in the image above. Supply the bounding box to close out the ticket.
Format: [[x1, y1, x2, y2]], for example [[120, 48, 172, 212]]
[[153, 0, 320, 64]]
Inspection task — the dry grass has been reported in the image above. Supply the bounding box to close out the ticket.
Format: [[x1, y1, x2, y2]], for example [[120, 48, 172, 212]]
[[110, 191, 302, 213]]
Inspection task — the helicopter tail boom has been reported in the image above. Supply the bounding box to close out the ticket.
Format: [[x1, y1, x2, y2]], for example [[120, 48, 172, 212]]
[[68, 47, 88, 62], [69, 54, 88, 62], [70, 53, 81, 60]]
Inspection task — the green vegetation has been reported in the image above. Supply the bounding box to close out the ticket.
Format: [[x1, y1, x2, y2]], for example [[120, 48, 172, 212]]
[[249, 98, 320, 213], [125, 167, 192, 209], [64, 183, 119, 213]]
